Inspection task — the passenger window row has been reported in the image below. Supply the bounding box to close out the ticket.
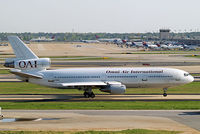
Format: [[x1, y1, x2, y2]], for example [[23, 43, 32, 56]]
[[107, 76, 137, 78], [54, 76, 100, 79], [149, 75, 173, 78]]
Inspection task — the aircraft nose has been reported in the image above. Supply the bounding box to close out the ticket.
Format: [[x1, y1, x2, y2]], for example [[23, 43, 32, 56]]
[[187, 75, 194, 83]]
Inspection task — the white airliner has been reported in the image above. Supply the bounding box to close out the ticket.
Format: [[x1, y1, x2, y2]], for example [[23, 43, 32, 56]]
[[81, 40, 100, 43], [4, 36, 194, 98]]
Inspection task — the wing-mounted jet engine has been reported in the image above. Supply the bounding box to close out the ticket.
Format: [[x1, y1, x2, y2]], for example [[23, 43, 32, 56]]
[[100, 84, 126, 95]]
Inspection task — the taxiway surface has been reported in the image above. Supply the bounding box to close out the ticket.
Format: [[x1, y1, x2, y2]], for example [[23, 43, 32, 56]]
[[0, 94, 199, 102], [0, 110, 199, 133]]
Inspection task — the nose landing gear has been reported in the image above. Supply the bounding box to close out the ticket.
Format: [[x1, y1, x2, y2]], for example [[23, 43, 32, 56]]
[[163, 88, 168, 97]]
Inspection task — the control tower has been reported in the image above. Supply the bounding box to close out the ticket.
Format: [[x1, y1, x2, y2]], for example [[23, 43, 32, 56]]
[[159, 29, 170, 40]]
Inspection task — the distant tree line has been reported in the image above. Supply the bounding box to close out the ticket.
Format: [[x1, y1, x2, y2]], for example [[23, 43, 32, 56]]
[[0, 32, 148, 42], [0, 32, 200, 42]]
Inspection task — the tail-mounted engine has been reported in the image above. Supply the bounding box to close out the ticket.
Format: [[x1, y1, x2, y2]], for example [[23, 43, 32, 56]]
[[4, 58, 51, 70]]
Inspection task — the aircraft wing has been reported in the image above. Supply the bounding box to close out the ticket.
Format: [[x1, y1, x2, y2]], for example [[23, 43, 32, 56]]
[[10, 69, 43, 79], [60, 81, 121, 87], [60, 81, 107, 87]]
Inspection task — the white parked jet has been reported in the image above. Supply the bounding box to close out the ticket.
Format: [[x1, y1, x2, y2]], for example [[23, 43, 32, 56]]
[[81, 40, 100, 43], [5, 36, 194, 98]]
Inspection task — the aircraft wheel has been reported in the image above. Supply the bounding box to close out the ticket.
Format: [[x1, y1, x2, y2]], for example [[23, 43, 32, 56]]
[[84, 92, 90, 98], [90, 92, 95, 98], [163, 88, 168, 97], [163, 93, 167, 97]]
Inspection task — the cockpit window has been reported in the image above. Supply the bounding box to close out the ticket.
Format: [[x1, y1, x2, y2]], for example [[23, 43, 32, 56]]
[[184, 73, 189, 76]]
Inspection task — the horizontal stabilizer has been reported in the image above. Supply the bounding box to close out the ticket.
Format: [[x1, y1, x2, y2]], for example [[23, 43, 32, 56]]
[[10, 70, 43, 79]]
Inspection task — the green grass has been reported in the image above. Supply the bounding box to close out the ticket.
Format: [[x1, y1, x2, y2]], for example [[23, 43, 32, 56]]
[[0, 82, 199, 94], [0, 82, 199, 110], [40, 56, 87, 58], [0, 101, 200, 110], [51, 57, 112, 61], [0, 82, 83, 94], [39, 56, 112, 61], [127, 82, 200, 94], [74, 129, 179, 134], [0, 56, 112, 62], [0, 69, 10, 74], [191, 73, 200, 76], [0, 129, 180, 134]]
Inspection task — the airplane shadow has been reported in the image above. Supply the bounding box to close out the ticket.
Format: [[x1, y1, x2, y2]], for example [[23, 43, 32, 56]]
[[0, 94, 191, 102], [179, 112, 200, 116]]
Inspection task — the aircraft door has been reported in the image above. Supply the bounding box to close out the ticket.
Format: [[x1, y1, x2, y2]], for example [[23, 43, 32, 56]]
[[140, 75, 148, 87], [142, 75, 148, 82]]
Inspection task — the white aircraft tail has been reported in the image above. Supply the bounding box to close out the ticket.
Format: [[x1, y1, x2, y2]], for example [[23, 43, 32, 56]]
[[5, 36, 50, 71], [8, 36, 38, 60]]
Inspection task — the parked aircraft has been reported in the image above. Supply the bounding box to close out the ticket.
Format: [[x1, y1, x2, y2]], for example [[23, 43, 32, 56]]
[[165, 44, 183, 50], [81, 40, 100, 43], [133, 42, 144, 47], [98, 38, 122, 43], [30, 36, 55, 42], [144, 42, 184, 50], [4, 36, 194, 98], [143, 42, 158, 49], [183, 45, 198, 51], [94, 35, 124, 44]]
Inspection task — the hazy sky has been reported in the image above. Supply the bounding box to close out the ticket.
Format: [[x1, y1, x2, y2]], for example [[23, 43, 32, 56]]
[[0, 0, 199, 33]]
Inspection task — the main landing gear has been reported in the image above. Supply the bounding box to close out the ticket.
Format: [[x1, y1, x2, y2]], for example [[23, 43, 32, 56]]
[[163, 88, 168, 97], [83, 88, 95, 98]]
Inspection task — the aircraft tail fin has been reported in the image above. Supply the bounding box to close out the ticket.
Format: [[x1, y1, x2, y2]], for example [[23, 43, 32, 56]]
[[5, 36, 50, 71], [8, 36, 38, 60]]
